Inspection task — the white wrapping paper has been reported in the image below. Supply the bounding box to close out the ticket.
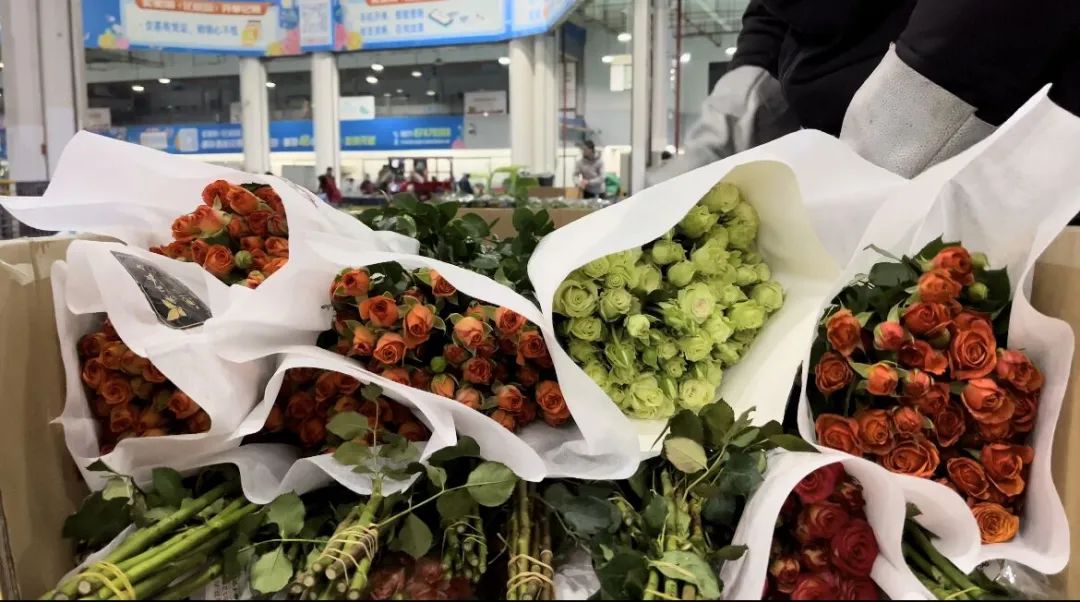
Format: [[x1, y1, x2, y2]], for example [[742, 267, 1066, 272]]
[[528, 131, 905, 452], [796, 93, 1080, 574]]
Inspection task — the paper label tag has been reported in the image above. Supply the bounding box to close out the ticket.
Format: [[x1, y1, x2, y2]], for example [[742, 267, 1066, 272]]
[[110, 251, 211, 329], [199, 575, 252, 600]]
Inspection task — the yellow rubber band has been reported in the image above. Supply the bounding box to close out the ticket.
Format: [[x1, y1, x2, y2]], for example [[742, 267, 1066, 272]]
[[78, 561, 136, 600], [320, 524, 379, 580]]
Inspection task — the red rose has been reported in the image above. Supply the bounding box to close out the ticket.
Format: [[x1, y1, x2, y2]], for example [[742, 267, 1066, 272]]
[[517, 330, 547, 360], [81, 358, 107, 390], [855, 409, 894, 454], [961, 379, 1014, 425], [516, 364, 540, 388], [409, 368, 433, 391], [101, 375, 135, 406], [873, 320, 907, 351], [360, 296, 400, 329], [299, 417, 326, 447], [835, 479, 866, 513], [891, 406, 924, 436], [202, 179, 232, 207], [264, 405, 285, 432], [814, 351, 854, 394], [798, 544, 830, 573], [247, 210, 272, 237], [536, 380, 571, 426], [1011, 390, 1038, 434], [335, 373, 361, 396], [494, 306, 527, 335], [455, 387, 482, 410], [168, 390, 201, 420], [932, 246, 975, 285], [247, 248, 268, 270], [981, 443, 1034, 497], [795, 462, 844, 504], [768, 555, 800, 594], [314, 371, 338, 402], [799, 501, 851, 541], [374, 333, 406, 365], [933, 401, 967, 447], [826, 308, 863, 357], [831, 518, 879, 577], [351, 325, 378, 357], [240, 236, 264, 252], [865, 363, 898, 397], [791, 573, 839, 600], [453, 316, 486, 350], [947, 457, 991, 500], [254, 185, 284, 214], [430, 269, 456, 297], [226, 216, 251, 239], [519, 400, 538, 426], [461, 357, 494, 385], [902, 369, 932, 399], [285, 391, 316, 421], [995, 349, 1044, 393], [977, 419, 1013, 442], [950, 319, 998, 380], [475, 337, 498, 359], [837, 577, 880, 601], [908, 382, 950, 418], [399, 421, 429, 442], [902, 302, 952, 337], [430, 374, 457, 399], [898, 340, 948, 375], [881, 437, 940, 478], [815, 414, 862, 455]]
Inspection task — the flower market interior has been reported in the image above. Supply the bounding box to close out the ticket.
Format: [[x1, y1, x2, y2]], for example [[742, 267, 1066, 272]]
[[1, 1, 1080, 600]]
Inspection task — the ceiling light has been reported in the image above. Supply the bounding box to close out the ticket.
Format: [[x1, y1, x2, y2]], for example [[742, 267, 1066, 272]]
[[265, 81, 276, 88], [617, 32, 631, 42], [725, 46, 736, 56], [396, 88, 404, 94], [383, 92, 391, 97], [411, 70, 422, 78], [483, 111, 490, 117], [601, 55, 614, 64], [498, 56, 511, 66], [680, 52, 691, 63], [158, 77, 171, 84], [131, 84, 145, 92], [426, 90, 436, 96], [669, 68, 675, 75], [0, 62, 4, 69], [366, 75, 378, 84], [371, 63, 384, 72]]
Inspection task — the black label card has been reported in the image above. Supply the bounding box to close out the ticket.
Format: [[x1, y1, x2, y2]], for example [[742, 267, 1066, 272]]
[[111, 251, 212, 330]]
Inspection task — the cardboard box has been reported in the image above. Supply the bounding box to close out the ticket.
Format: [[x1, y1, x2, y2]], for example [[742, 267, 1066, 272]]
[[456, 207, 593, 240], [3, 229, 1080, 598]]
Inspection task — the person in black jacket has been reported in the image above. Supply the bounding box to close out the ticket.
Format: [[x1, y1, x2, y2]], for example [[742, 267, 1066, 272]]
[[651, 0, 1080, 181]]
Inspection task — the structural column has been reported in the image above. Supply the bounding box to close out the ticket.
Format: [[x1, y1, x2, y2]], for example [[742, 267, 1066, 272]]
[[508, 37, 535, 168], [630, 0, 652, 194], [239, 57, 271, 174], [311, 52, 341, 179], [650, 0, 669, 158], [532, 34, 558, 175]]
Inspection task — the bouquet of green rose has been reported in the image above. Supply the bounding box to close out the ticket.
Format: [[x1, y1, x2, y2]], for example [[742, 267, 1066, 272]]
[[550, 182, 784, 419]]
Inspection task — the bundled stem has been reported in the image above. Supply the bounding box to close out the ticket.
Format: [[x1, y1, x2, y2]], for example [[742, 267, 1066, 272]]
[[290, 493, 384, 601], [505, 482, 553, 600]]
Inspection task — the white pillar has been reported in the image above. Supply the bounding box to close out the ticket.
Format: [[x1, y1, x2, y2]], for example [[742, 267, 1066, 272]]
[[239, 57, 271, 174], [650, 0, 669, 158], [630, 0, 652, 194], [532, 34, 557, 175], [311, 52, 341, 179], [0, 0, 85, 181], [509, 37, 535, 168]]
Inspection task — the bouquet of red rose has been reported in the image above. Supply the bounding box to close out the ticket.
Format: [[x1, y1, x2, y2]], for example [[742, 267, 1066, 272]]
[[319, 265, 571, 433], [77, 319, 209, 454], [805, 240, 1040, 545], [150, 179, 289, 288], [764, 462, 883, 600]]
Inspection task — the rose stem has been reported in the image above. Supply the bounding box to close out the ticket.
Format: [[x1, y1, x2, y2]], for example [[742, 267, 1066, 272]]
[[311, 508, 359, 575], [526, 485, 541, 600], [643, 570, 660, 600], [515, 481, 532, 601], [104, 552, 207, 600], [905, 521, 982, 595], [661, 471, 680, 600], [903, 543, 968, 600], [507, 504, 520, 601], [344, 556, 373, 600], [156, 560, 223, 600], [681, 583, 696, 600], [325, 493, 383, 582], [539, 511, 554, 600]]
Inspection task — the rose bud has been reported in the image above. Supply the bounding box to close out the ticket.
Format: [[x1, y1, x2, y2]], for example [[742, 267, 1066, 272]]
[[961, 379, 1014, 425], [101, 374, 136, 406], [918, 268, 962, 304], [350, 325, 378, 357], [516, 364, 540, 388], [881, 437, 940, 478], [794, 462, 843, 504], [285, 391, 316, 422], [109, 404, 137, 434], [466, 304, 490, 322], [373, 333, 407, 366], [518, 330, 547, 360], [830, 518, 878, 577], [798, 544, 830, 573], [359, 296, 400, 329], [429, 269, 457, 297], [826, 308, 863, 357], [430, 374, 457, 399], [399, 420, 430, 442], [265, 236, 289, 259], [171, 214, 200, 242], [491, 409, 517, 431], [233, 250, 254, 271], [814, 351, 854, 395], [100, 341, 128, 370], [264, 405, 285, 432], [443, 344, 469, 366], [931, 246, 975, 283], [971, 502, 1019, 544], [855, 409, 895, 454], [404, 304, 435, 348], [891, 406, 924, 436], [298, 417, 326, 447], [314, 371, 339, 402], [78, 332, 108, 359], [981, 443, 1034, 497], [902, 369, 932, 399], [335, 268, 372, 297], [835, 479, 866, 513], [814, 414, 862, 456], [837, 577, 879, 601], [996, 349, 1044, 393], [429, 356, 448, 374], [494, 307, 527, 335], [799, 501, 851, 541], [791, 572, 839, 600], [221, 185, 259, 215], [453, 316, 486, 350], [380, 367, 411, 387], [495, 384, 525, 414], [873, 320, 907, 351], [865, 363, 898, 397], [768, 555, 800, 594], [461, 357, 494, 385]]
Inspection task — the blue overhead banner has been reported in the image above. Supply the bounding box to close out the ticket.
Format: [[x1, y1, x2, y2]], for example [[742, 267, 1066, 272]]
[[88, 116, 465, 154], [83, 0, 580, 55]]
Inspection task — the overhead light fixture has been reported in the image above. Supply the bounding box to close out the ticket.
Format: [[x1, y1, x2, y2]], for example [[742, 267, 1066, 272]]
[[131, 84, 145, 92], [383, 92, 392, 97], [0, 62, 4, 69], [669, 68, 675, 75], [617, 32, 631, 42], [725, 46, 737, 56], [396, 88, 404, 94], [680, 52, 691, 63], [426, 90, 436, 96], [601, 55, 614, 64], [158, 77, 171, 84], [411, 70, 422, 78], [266, 81, 276, 88], [366, 75, 378, 84], [371, 63, 384, 72], [498, 56, 510, 66], [483, 111, 490, 117]]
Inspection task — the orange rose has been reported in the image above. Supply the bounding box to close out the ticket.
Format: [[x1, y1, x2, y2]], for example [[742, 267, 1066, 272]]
[[225, 187, 260, 215], [137, 408, 167, 434], [518, 330, 547, 360], [430, 374, 457, 398], [186, 410, 211, 433], [496, 384, 525, 414], [314, 371, 339, 402], [952, 309, 990, 332], [854, 409, 894, 454], [335, 268, 372, 297], [933, 402, 966, 447], [982, 443, 1034, 497], [286, 367, 319, 384], [815, 414, 862, 455], [873, 320, 907, 352], [977, 420, 1013, 442], [241, 236, 264, 252], [932, 246, 975, 286], [516, 365, 540, 388], [494, 307, 527, 335], [902, 369, 932, 399], [262, 257, 288, 276], [247, 210, 272, 237], [79, 332, 108, 359], [918, 268, 962, 303], [814, 351, 854, 394], [265, 405, 285, 432], [410, 368, 433, 391], [333, 396, 360, 415], [1011, 391, 1038, 434], [995, 349, 1044, 393], [404, 304, 435, 347], [466, 304, 490, 322], [91, 396, 111, 418], [268, 214, 289, 237], [81, 358, 107, 390], [949, 319, 997, 380], [285, 391, 316, 421], [380, 367, 410, 386], [202, 179, 232, 207], [430, 270, 456, 297], [109, 404, 136, 435], [374, 333, 406, 365], [881, 437, 939, 478], [865, 362, 898, 396], [255, 186, 285, 214], [898, 340, 948, 375], [947, 457, 990, 499], [351, 325, 378, 357], [120, 350, 150, 376], [961, 379, 1014, 425], [202, 244, 235, 279], [476, 337, 498, 359], [491, 409, 516, 431], [171, 214, 200, 242], [164, 241, 194, 262], [443, 344, 469, 366], [191, 239, 210, 265], [826, 308, 862, 357], [452, 316, 486, 350], [902, 302, 952, 337], [335, 373, 361, 396], [971, 502, 1019, 544], [461, 357, 494, 385], [100, 341, 128, 370], [399, 421, 430, 442], [519, 401, 538, 426], [265, 236, 289, 258], [360, 296, 400, 329], [226, 216, 251, 239], [192, 205, 226, 235], [455, 387, 483, 410], [299, 417, 326, 447], [101, 375, 135, 406], [130, 376, 154, 400], [909, 382, 950, 417], [168, 390, 200, 420], [891, 406, 924, 436]]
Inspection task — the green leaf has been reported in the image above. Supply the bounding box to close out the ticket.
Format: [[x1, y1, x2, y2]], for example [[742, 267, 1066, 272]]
[[428, 436, 481, 465], [327, 411, 371, 441], [730, 427, 761, 448], [223, 536, 254, 579], [425, 465, 447, 489], [768, 434, 818, 453], [651, 551, 721, 599], [596, 550, 650, 600], [102, 477, 135, 502], [390, 513, 433, 559], [266, 492, 305, 538], [436, 489, 475, 522], [560, 496, 619, 538], [437, 202, 459, 224], [668, 410, 704, 444], [711, 544, 748, 561], [717, 451, 764, 497], [334, 440, 376, 469], [701, 494, 737, 526], [251, 546, 293, 594], [151, 468, 188, 507], [86, 459, 116, 473], [465, 462, 518, 507], [642, 494, 668, 535], [757, 420, 783, 440], [701, 401, 735, 446], [512, 208, 532, 233], [663, 437, 708, 474], [868, 261, 918, 289], [360, 383, 383, 402], [627, 463, 649, 499], [61, 492, 131, 548]]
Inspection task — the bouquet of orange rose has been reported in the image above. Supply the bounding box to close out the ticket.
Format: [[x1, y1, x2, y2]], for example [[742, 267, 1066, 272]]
[[764, 463, 883, 600], [317, 264, 571, 433], [806, 239, 1041, 544], [149, 179, 289, 288], [77, 319, 209, 454]]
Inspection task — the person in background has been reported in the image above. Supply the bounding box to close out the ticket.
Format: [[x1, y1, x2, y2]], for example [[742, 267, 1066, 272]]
[[410, 164, 429, 185], [319, 167, 343, 204], [458, 173, 475, 195], [376, 164, 394, 191], [360, 173, 377, 195], [343, 176, 358, 197], [574, 140, 606, 199]]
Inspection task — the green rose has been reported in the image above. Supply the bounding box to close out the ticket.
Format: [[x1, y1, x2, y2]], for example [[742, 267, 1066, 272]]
[[607, 248, 643, 269], [625, 314, 651, 339], [668, 261, 697, 288], [581, 256, 611, 279], [604, 384, 628, 409], [751, 281, 784, 312], [652, 333, 680, 360], [727, 201, 760, 250], [605, 262, 641, 290], [641, 348, 659, 369], [604, 337, 637, 370], [583, 361, 610, 389], [612, 365, 639, 385], [733, 328, 759, 344], [633, 263, 663, 295], [678, 205, 720, 239], [728, 300, 766, 331], [662, 356, 686, 379], [705, 225, 730, 249], [755, 263, 771, 282], [701, 362, 724, 387], [678, 282, 718, 325], [700, 182, 742, 213], [690, 240, 731, 276], [659, 302, 694, 333], [717, 283, 748, 307], [628, 374, 675, 419], [679, 332, 714, 362], [658, 375, 679, 403], [568, 340, 598, 364], [599, 288, 634, 321], [715, 341, 745, 366], [705, 266, 737, 291], [727, 250, 744, 267], [743, 250, 763, 265], [650, 239, 686, 266], [703, 313, 734, 345], [679, 378, 715, 413], [554, 278, 599, 318], [569, 316, 604, 342], [735, 265, 761, 286]]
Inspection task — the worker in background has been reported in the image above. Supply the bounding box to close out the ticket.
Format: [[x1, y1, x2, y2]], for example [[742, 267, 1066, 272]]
[[319, 167, 342, 204], [360, 174, 377, 195], [458, 173, 475, 195], [574, 140, 606, 199], [650, 0, 1080, 183]]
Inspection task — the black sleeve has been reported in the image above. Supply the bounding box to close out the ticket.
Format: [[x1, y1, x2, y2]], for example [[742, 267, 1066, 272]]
[[895, 0, 1080, 125], [729, 0, 787, 77]]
